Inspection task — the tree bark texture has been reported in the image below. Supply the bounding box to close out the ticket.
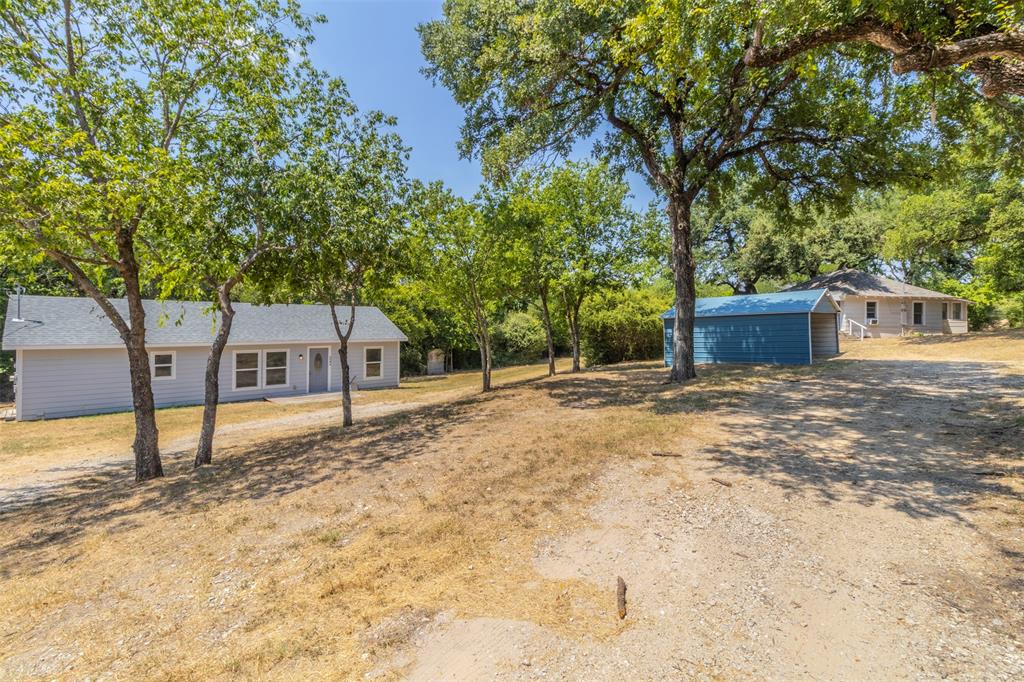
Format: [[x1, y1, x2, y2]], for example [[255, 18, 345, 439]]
[[539, 286, 556, 377], [329, 301, 357, 428], [195, 292, 234, 467], [668, 196, 698, 383]]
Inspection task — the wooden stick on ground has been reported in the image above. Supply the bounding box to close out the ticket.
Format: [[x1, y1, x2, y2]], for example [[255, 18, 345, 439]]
[[616, 576, 627, 619], [711, 477, 733, 487], [651, 451, 683, 458]]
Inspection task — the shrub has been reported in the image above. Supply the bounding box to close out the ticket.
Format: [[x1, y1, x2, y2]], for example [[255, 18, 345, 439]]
[[580, 288, 671, 366], [493, 311, 547, 365], [938, 278, 1001, 329]]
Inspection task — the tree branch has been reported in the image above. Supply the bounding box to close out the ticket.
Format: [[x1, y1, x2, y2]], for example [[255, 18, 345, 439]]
[[744, 15, 1024, 98]]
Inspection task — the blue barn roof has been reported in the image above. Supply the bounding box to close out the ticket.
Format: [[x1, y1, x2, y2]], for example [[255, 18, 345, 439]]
[[661, 289, 835, 319]]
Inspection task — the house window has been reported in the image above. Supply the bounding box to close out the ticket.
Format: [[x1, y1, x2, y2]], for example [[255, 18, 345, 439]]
[[364, 347, 382, 379], [865, 301, 877, 321], [264, 350, 289, 387], [953, 302, 963, 320], [234, 351, 260, 390], [151, 351, 175, 380], [913, 301, 924, 325], [942, 303, 948, 320]]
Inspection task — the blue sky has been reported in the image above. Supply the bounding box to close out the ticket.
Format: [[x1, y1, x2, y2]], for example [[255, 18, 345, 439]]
[[303, 0, 657, 207]]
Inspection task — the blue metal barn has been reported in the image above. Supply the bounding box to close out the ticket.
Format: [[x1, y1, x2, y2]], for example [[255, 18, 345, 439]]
[[662, 289, 841, 366]]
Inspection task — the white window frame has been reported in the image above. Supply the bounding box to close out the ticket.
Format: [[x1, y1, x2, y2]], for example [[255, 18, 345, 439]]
[[941, 302, 948, 320], [150, 350, 176, 381], [232, 349, 262, 392], [952, 302, 963, 321], [263, 348, 290, 388], [364, 346, 383, 380], [912, 300, 925, 326], [865, 300, 878, 322]]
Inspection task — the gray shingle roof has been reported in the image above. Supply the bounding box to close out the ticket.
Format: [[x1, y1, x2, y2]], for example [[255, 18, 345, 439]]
[[782, 269, 970, 301], [2, 296, 408, 350]]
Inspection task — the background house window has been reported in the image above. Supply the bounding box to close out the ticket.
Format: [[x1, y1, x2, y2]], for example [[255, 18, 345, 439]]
[[264, 350, 288, 386], [865, 301, 877, 321], [365, 347, 382, 378], [942, 303, 948, 320], [234, 351, 260, 389], [913, 301, 924, 325], [152, 352, 175, 380], [953, 302, 963, 320]]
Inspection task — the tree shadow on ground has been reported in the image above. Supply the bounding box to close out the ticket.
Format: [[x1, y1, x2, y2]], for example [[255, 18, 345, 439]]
[[536, 359, 1023, 529], [0, 385, 517, 577]]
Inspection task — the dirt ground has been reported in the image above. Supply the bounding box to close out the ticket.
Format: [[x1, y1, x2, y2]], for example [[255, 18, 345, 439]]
[[0, 335, 1021, 680]]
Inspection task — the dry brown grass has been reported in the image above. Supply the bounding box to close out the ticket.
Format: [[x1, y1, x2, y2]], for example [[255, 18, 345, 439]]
[[0, 361, 748, 680], [0, 360, 571, 469], [838, 328, 1024, 364]]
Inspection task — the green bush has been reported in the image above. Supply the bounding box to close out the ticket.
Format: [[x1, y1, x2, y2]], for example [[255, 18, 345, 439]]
[[493, 310, 547, 365], [580, 287, 670, 366], [939, 278, 1004, 329], [1002, 295, 1024, 328]]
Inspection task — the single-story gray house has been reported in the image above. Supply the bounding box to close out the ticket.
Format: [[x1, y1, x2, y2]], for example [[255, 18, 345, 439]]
[[783, 269, 969, 338], [662, 289, 840, 366], [2, 295, 407, 421]]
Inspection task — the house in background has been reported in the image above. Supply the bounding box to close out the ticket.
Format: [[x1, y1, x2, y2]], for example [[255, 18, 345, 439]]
[[2, 296, 407, 421], [784, 269, 970, 338], [663, 289, 840, 366]]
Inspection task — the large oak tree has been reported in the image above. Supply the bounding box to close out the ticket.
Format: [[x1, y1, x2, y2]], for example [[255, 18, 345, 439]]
[[420, 0, 926, 381]]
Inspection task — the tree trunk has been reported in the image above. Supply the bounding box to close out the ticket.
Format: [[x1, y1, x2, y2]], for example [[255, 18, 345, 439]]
[[118, 236, 163, 481], [125, 338, 163, 481], [539, 286, 556, 377], [338, 341, 353, 427], [480, 336, 492, 391], [39, 221, 162, 480], [195, 293, 234, 467], [327, 300, 357, 428], [566, 302, 582, 373], [668, 195, 698, 383]]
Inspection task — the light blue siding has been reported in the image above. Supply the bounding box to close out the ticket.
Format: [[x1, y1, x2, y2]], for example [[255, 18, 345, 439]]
[[664, 313, 812, 366], [16, 340, 401, 420]]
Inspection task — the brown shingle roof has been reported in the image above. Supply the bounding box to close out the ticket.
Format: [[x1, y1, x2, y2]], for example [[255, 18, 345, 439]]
[[783, 269, 969, 301]]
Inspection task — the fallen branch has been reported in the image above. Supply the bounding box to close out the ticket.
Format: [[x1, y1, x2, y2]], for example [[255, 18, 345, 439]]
[[711, 477, 733, 487], [616, 576, 627, 620], [651, 451, 683, 458], [971, 470, 1008, 477]]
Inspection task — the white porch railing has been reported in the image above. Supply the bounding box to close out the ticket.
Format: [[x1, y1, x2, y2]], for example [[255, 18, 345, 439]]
[[842, 317, 867, 340]]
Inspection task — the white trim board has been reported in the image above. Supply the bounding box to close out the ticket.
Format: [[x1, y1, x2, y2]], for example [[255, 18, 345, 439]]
[[364, 345, 384, 380], [149, 350, 176, 381], [912, 300, 926, 325], [232, 349, 262, 392], [14, 348, 23, 420], [262, 348, 290, 389]]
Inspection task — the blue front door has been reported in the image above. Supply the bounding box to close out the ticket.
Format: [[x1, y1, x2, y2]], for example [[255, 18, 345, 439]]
[[309, 347, 329, 392]]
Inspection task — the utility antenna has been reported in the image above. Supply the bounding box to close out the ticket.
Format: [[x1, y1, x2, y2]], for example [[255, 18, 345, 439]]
[[11, 284, 25, 322]]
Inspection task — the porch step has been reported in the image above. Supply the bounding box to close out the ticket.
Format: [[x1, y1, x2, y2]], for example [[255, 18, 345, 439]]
[[1, 408, 15, 422]]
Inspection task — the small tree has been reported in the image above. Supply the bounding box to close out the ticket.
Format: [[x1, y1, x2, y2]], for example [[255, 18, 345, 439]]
[[275, 75, 409, 427], [493, 174, 562, 376], [497, 161, 639, 374], [168, 96, 296, 466], [422, 191, 510, 392], [542, 162, 638, 372], [0, 0, 311, 480]]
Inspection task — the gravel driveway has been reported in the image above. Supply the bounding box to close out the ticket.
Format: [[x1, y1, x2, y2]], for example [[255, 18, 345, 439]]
[[409, 359, 1024, 680]]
